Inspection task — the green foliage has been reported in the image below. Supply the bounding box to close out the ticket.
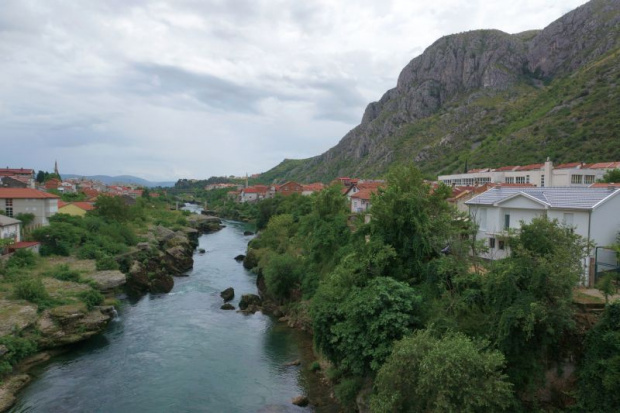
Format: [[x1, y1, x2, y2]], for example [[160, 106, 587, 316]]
[[309, 361, 321, 372], [15, 212, 35, 228], [43, 264, 81, 282], [483, 216, 587, 393], [577, 302, 620, 412], [13, 278, 52, 308], [262, 253, 302, 302], [92, 196, 131, 222], [368, 165, 463, 283], [312, 277, 424, 376], [96, 255, 119, 271], [6, 249, 37, 269], [333, 377, 364, 410], [252, 214, 297, 253], [0, 335, 37, 373], [32, 221, 84, 256], [372, 329, 514, 412], [78, 289, 104, 310], [600, 168, 620, 183]]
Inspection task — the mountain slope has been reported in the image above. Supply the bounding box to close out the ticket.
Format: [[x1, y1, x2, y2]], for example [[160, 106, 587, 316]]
[[260, 0, 620, 183], [63, 174, 175, 187]]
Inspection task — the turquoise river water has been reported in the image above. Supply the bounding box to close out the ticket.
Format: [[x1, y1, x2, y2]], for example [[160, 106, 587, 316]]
[[11, 221, 338, 413]]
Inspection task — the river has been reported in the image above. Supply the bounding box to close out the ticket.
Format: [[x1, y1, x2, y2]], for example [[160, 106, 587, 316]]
[[11, 221, 338, 413]]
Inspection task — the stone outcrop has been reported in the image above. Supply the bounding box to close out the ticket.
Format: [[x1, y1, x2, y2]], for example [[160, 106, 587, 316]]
[[187, 215, 224, 234], [83, 270, 126, 291], [0, 301, 38, 337], [122, 225, 197, 295], [35, 304, 114, 349], [0, 374, 31, 412], [220, 303, 235, 310]]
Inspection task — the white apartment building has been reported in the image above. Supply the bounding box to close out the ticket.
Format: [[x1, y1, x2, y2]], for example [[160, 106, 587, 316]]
[[439, 160, 620, 187], [0, 188, 59, 227]]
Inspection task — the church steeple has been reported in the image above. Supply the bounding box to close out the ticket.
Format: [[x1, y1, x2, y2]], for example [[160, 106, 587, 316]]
[[54, 160, 62, 181]]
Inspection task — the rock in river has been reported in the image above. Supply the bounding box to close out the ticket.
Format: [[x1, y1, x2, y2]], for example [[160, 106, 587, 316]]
[[291, 395, 309, 407], [238, 294, 262, 312], [220, 287, 235, 302], [234, 254, 245, 262], [220, 303, 235, 310]]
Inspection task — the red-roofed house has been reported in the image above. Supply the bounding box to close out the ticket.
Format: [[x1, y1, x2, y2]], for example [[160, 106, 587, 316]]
[[302, 183, 325, 196], [350, 187, 383, 213], [275, 182, 303, 197], [8, 241, 40, 254], [58, 201, 96, 217], [0, 188, 59, 227], [240, 185, 269, 203], [344, 181, 386, 200], [44, 178, 61, 190]]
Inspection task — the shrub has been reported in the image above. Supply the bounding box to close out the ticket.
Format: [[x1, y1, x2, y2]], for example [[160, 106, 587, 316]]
[[334, 377, 364, 411], [6, 249, 36, 269], [263, 253, 302, 302], [78, 289, 104, 310], [13, 278, 52, 308], [76, 242, 102, 259], [44, 264, 81, 282], [96, 255, 119, 271]]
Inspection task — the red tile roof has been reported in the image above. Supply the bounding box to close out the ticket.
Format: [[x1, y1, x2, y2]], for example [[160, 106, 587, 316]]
[[554, 162, 583, 169], [0, 188, 59, 199], [10, 241, 40, 250], [58, 202, 95, 211], [493, 165, 518, 171], [0, 168, 34, 176], [515, 163, 544, 171], [589, 183, 620, 188], [302, 183, 325, 192], [350, 188, 379, 200], [584, 162, 620, 169]]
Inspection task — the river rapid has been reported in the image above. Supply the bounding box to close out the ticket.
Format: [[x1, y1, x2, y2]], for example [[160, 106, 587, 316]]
[[11, 221, 338, 413]]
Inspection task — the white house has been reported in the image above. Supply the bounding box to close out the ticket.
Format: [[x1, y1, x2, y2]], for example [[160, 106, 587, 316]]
[[466, 186, 620, 284], [0, 215, 21, 243], [0, 188, 59, 227]]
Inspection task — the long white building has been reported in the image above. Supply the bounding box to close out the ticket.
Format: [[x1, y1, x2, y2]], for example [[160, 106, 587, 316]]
[[439, 160, 620, 187]]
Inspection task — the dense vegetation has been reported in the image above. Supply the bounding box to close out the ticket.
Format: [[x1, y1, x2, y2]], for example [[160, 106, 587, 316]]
[[244, 164, 619, 411]]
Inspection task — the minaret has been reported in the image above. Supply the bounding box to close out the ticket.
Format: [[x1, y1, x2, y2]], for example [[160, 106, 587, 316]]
[[54, 160, 62, 181], [245, 173, 249, 188]]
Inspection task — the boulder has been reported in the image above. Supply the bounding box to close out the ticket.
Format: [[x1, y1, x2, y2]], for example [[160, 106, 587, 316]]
[[220, 303, 235, 310], [284, 359, 301, 367], [0, 374, 31, 412], [36, 304, 113, 349], [234, 254, 245, 262], [239, 294, 262, 311], [243, 249, 259, 270], [153, 225, 176, 244], [291, 395, 309, 407], [83, 270, 127, 291], [0, 300, 39, 337], [220, 287, 235, 302], [243, 231, 254, 236], [198, 248, 206, 254]]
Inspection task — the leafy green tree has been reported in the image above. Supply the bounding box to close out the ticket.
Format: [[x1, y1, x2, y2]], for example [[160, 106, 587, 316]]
[[312, 277, 423, 376], [92, 195, 130, 222], [483, 216, 588, 392], [32, 222, 84, 256], [368, 165, 462, 282], [36, 170, 46, 184], [262, 252, 302, 302], [600, 168, 620, 183], [15, 212, 35, 229], [577, 302, 620, 412], [372, 329, 514, 412]]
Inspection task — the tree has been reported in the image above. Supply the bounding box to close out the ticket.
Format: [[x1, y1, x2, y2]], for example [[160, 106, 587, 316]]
[[36, 170, 46, 184], [372, 329, 514, 412], [599, 168, 620, 183], [368, 165, 463, 283], [577, 302, 620, 412], [92, 195, 130, 222], [312, 277, 424, 376], [482, 216, 588, 392]]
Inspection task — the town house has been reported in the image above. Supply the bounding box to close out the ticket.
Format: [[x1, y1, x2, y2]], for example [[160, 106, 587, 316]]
[[0, 188, 59, 227]]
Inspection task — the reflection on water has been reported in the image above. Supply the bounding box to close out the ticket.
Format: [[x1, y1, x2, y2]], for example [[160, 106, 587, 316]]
[[12, 221, 338, 413]]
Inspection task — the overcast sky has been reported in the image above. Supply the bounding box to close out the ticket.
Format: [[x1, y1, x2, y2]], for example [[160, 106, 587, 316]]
[[0, 0, 589, 181]]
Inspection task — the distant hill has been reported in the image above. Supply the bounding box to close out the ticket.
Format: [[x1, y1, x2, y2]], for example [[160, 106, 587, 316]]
[[63, 174, 175, 188], [260, 0, 620, 183]]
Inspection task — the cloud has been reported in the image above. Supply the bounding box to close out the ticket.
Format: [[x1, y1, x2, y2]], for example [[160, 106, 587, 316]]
[[0, 0, 591, 181]]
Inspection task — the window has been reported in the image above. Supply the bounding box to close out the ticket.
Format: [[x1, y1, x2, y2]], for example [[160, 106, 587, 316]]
[[516, 176, 526, 184], [499, 240, 505, 250], [526, 175, 530, 184], [541, 175, 545, 187], [563, 213, 574, 227], [5, 199, 13, 217], [504, 214, 510, 230], [584, 175, 595, 184], [571, 175, 583, 184], [489, 238, 496, 249], [505, 177, 515, 184]]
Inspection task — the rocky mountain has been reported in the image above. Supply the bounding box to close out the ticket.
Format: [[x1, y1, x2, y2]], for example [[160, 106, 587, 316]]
[[260, 0, 620, 183]]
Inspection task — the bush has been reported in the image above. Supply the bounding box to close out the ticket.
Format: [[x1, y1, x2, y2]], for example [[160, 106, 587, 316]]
[[78, 289, 104, 310], [76, 242, 102, 259], [43, 264, 81, 282], [0, 336, 37, 367], [577, 302, 620, 411], [334, 377, 364, 411], [96, 255, 119, 271], [13, 278, 52, 308], [263, 253, 302, 302], [372, 330, 514, 412], [6, 249, 36, 269]]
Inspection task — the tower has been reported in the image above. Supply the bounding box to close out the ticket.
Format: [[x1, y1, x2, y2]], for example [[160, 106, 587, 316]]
[[54, 160, 62, 181]]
